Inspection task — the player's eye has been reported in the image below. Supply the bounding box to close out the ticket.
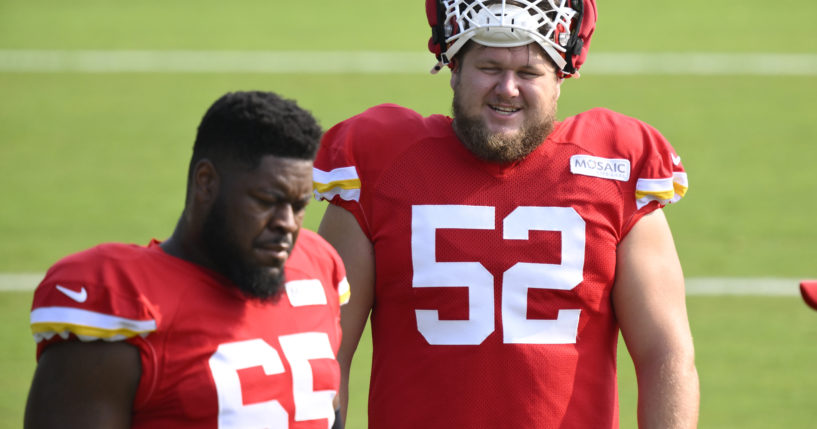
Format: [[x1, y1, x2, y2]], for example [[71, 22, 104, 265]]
[[518, 69, 543, 79], [253, 194, 279, 208], [290, 200, 307, 213]]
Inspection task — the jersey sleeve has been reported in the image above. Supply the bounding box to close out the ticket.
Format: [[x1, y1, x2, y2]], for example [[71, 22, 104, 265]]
[[30, 244, 160, 359], [313, 104, 435, 240], [631, 122, 688, 211], [619, 110, 689, 233], [313, 111, 370, 237], [560, 108, 690, 235], [337, 275, 351, 306]]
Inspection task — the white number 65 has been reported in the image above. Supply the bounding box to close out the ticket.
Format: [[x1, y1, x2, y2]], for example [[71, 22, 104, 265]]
[[208, 333, 336, 428]]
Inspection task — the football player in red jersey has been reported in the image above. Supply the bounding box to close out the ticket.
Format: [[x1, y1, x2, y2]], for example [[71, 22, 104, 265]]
[[25, 91, 350, 429], [313, 1, 699, 428]]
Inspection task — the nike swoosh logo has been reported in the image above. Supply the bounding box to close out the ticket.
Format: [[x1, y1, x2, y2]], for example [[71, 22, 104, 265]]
[[671, 154, 682, 166], [56, 285, 88, 303]]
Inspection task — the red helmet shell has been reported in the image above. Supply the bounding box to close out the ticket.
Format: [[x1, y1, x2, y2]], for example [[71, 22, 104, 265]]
[[801, 280, 817, 311]]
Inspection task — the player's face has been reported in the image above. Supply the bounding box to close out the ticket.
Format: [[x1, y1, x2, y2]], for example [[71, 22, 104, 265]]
[[201, 155, 313, 300], [450, 43, 562, 162]]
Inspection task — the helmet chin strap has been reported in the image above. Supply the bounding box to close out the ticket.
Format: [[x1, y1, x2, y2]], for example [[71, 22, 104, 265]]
[[430, 33, 474, 74], [537, 44, 568, 71]]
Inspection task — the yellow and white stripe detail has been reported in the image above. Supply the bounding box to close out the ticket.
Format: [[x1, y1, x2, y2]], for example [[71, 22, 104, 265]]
[[313, 167, 361, 202], [31, 306, 157, 343], [635, 172, 689, 209], [338, 277, 351, 306]]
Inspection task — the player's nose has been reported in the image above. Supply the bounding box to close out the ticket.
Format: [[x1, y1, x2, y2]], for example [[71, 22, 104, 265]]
[[268, 203, 298, 233], [494, 71, 521, 98]]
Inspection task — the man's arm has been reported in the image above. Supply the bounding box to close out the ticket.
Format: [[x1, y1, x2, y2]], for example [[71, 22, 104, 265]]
[[24, 340, 141, 429], [613, 209, 699, 428], [318, 204, 375, 425]]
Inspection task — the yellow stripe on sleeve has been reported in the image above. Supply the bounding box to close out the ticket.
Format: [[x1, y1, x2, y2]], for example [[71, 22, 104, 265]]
[[338, 277, 351, 306], [31, 307, 157, 343], [635, 175, 689, 209], [313, 167, 362, 202], [312, 178, 361, 194]]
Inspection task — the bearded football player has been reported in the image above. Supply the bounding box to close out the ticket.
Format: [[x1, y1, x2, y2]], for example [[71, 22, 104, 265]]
[[314, 1, 699, 428], [26, 91, 350, 428]]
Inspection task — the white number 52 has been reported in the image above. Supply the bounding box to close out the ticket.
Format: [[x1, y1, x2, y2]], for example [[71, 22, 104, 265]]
[[411, 205, 585, 345]]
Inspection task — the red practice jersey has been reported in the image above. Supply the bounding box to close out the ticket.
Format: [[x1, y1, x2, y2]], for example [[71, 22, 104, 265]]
[[30, 229, 349, 429], [313, 104, 688, 428]]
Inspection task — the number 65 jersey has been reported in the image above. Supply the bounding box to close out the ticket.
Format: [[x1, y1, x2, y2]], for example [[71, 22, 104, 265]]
[[313, 104, 688, 429], [30, 229, 349, 429]]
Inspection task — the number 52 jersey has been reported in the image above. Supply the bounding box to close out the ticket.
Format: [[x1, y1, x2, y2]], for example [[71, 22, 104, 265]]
[[313, 104, 688, 428], [30, 229, 349, 429]]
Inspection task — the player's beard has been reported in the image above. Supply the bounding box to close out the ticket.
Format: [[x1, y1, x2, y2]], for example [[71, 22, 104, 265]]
[[201, 194, 286, 301], [451, 88, 556, 163]]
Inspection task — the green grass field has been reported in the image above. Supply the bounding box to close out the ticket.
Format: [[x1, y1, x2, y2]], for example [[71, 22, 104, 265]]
[[2, 0, 816, 428]]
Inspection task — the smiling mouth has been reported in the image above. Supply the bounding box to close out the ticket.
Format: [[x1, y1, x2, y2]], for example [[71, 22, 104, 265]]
[[490, 104, 521, 115]]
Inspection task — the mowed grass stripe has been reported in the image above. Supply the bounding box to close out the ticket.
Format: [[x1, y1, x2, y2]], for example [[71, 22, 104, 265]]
[[1, 50, 816, 75], [0, 273, 802, 295]]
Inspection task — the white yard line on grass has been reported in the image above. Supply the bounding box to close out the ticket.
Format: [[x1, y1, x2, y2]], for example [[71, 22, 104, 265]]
[[684, 277, 801, 296], [0, 273, 802, 295], [0, 50, 816, 76], [0, 274, 46, 291]]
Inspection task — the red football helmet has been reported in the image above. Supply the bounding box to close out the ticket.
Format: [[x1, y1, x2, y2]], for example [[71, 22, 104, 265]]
[[801, 280, 817, 311], [426, 0, 597, 77]]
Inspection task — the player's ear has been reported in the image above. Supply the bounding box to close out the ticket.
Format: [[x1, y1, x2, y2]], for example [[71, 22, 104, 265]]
[[192, 159, 219, 204]]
